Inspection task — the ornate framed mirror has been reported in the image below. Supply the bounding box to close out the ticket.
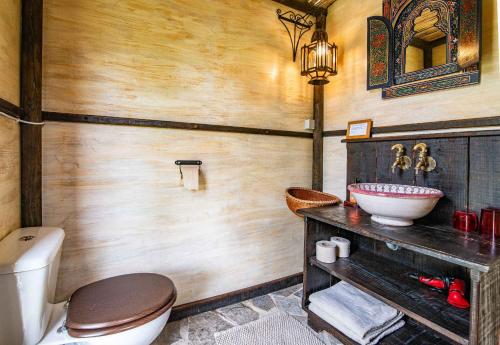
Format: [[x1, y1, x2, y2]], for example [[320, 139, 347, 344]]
[[367, 0, 481, 99]]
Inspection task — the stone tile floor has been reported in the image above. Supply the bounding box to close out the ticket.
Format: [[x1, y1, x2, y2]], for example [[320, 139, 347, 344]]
[[152, 284, 342, 345]]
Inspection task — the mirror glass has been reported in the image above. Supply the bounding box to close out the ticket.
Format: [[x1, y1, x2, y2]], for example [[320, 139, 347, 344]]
[[404, 8, 447, 74]]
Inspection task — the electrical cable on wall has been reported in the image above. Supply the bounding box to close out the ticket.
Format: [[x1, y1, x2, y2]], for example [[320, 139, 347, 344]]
[[0, 111, 45, 126]]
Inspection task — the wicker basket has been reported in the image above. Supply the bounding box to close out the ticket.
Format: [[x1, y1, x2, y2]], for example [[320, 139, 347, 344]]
[[286, 187, 341, 217]]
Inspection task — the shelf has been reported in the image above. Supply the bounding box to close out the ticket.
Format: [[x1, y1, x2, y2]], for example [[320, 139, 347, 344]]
[[299, 206, 500, 272], [339, 129, 500, 143], [307, 308, 459, 345], [310, 251, 470, 345]]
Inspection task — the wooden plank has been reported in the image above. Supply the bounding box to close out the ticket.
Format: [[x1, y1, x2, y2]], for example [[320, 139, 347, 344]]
[[170, 273, 302, 322], [0, 98, 20, 118], [478, 264, 500, 345], [325, 117, 500, 138], [309, 0, 337, 9], [469, 136, 500, 215], [298, 207, 500, 272], [307, 309, 458, 345], [43, 112, 313, 139], [302, 218, 335, 308], [20, 0, 43, 227], [340, 130, 500, 143], [312, 84, 324, 190], [271, 0, 327, 15], [323, 129, 346, 137], [468, 271, 481, 345], [346, 142, 377, 198], [311, 13, 325, 192], [415, 138, 468, 224], [310, 253, 469, 344]]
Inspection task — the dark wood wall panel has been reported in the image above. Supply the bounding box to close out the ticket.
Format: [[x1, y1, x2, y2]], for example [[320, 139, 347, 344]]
[[469, 136, 500, 215], [346, 142, 377, 186], [416, 138, 468, 224]]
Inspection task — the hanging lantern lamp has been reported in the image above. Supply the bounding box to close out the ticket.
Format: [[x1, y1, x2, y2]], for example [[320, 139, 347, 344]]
[[301, 15, 337, 85]]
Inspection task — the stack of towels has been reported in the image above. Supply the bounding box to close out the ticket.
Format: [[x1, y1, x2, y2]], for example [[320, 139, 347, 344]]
[[309, 281, 405, 345]]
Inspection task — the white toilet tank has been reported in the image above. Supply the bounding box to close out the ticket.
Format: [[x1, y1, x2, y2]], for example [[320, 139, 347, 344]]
[[0, 227, 65, 345]]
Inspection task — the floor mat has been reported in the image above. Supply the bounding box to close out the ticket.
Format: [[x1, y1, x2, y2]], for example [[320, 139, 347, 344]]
[[214, 312, 326, 345]]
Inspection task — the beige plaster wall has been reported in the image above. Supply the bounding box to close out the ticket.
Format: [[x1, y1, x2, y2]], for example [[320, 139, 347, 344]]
[[0, 0, 20, 240], [42, 0, 312, 303]]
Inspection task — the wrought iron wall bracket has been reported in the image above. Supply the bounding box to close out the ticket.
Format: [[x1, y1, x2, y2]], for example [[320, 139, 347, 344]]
[[277, 9, 313, 62]]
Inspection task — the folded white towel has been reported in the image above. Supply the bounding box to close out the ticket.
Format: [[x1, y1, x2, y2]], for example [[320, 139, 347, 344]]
[[309, 303, 405, 345], [309, 281, 404, 344]]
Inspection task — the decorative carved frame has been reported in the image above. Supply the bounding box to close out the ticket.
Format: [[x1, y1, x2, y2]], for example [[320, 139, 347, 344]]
[[368, 0, 482, 99], [367, 17, 394, 90], [394, 0, 459, 84]]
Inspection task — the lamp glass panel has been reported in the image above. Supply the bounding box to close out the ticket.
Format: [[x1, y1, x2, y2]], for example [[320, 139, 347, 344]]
[[308, 47, 317, 68]]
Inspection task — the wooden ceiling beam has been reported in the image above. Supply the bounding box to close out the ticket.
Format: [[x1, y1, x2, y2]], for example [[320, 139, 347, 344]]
[[272, 0, 327, 16]]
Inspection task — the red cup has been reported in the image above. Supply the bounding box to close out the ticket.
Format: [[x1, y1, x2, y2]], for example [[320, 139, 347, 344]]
[[480, 208, 500, 239], [453, 210, 478, 232]]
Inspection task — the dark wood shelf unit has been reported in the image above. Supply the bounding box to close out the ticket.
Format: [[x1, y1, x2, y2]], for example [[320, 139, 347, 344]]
[[298, 206, 500, 272], [307, 308, 458, 345], [301, 206, 500, 345], [310, 253, 469, 344]]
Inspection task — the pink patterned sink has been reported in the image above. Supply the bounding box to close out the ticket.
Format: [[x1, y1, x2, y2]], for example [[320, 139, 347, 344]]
[[348, 183, 444, 226]]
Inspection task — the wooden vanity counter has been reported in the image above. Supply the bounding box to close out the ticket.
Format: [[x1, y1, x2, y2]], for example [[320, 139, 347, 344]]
[[299, 206, 500, 345]]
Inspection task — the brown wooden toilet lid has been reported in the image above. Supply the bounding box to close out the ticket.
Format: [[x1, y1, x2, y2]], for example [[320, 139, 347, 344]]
[[66, 273, 176, 330]]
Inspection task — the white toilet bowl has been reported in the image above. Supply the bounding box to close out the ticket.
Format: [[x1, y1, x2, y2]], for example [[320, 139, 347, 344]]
[[38, 302, 171, 345]]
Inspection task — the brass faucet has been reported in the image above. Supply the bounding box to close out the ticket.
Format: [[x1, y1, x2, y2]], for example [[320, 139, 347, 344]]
[[413, 143, 436, 174], [391, 144, 411, 173]]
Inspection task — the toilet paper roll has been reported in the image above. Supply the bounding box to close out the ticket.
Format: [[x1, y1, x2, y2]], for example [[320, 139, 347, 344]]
[[316, 241, 337, 264], [182, 166, 200, 191], [330, 237, 350, 258]]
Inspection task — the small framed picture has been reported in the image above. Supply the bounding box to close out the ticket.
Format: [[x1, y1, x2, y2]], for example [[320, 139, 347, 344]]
[[346, 119, 373, 140]]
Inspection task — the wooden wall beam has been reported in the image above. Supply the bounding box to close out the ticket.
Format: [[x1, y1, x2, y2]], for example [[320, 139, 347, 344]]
[[312, 85, 324, 190], [323, 116, 500, 137], [0, 97, 21, 118], [43, 112, 313, 139], [312, 14, 326, 191], [20, 0, 43, 227], [341, 129, 500, 143]]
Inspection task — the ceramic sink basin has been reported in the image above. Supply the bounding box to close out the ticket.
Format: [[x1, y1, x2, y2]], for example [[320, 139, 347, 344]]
[[348, 183, 444, 226]]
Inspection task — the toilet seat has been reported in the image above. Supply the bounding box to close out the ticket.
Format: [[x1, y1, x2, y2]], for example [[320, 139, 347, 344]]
[[66, 273, 176, 338]]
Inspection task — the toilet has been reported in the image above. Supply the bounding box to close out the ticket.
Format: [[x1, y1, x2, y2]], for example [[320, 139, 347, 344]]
[[0, 227, 176, 345]]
